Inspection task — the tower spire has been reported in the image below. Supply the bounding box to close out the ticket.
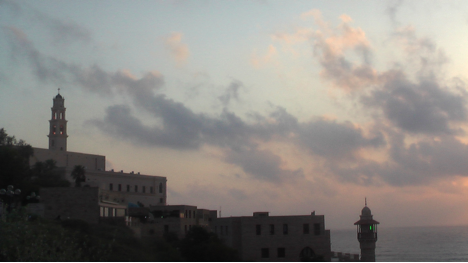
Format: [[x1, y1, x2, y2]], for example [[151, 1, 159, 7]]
[[48, 91, 68, 151], [365, 197, 367, 206]]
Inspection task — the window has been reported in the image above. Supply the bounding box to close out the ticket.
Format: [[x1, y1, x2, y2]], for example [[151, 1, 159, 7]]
[[60, 112, 63, 119], [135, 185, 138, 192], [256, 224, 261, 235], [127, 185, 130, 192], [303, 223, 309, 234], [60, 125, 63, 134], [159, 183, 163, 193], [283, 224, 288, 235], [118, 184, 122, 191], [109, 183, 113, 191], [314, 223, 321, 235], [150, 186, 154, 194], [261, 248, 269, 258], [53, 125, 56, 134], [270, 224, 275, 235], [277, 248, 285, 258], [142, 186, 146, 193]]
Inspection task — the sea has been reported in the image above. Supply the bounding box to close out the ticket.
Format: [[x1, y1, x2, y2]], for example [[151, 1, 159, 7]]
[[331, 225, 468, 262]]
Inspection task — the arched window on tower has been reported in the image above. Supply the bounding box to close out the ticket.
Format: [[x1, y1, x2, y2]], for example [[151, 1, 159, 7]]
[[53, 112, 57, 120], [53, 125, 56, 134], [60, 112, 63, 119], [60, 125, 64, 135]]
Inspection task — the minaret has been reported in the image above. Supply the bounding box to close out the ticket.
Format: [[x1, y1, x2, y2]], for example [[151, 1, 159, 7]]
[[48, 89, 68, 151], [354, 199, 379, 262]]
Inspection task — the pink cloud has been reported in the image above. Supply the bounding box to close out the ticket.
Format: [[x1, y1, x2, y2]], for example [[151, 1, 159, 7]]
[[164, 32, 190, 66]]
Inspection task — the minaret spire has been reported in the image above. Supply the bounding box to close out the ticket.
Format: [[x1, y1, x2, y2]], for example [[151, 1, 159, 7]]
[[355, 202, 379, 261]]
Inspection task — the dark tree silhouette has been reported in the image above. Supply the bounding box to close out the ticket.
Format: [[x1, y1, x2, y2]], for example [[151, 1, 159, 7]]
[[179, 226, 239, 261], [71, 165, 86, 187]]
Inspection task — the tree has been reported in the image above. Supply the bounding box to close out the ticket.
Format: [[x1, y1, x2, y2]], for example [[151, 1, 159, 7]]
[[71, 165, 86, 187], [0, 209, 110, 261], [0, 128, 33, 190], [30, 159, 70, 188], [179, 226, 240, 261]]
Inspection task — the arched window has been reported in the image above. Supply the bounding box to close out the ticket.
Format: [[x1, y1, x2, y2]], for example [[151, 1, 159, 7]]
[[159, 183, 163, 193], [60, 125, 64, 134], [300, 247, 316, 261]]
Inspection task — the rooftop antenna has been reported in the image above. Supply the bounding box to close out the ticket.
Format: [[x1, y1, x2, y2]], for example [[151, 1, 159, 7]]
[[219, 206, 222, 218], [58, 88, 60, 94], [365, 197, 367, 206]]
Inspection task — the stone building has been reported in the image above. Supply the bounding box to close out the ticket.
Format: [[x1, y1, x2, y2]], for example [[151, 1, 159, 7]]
[[30, 92, 166, 207], [211, 211, 331, 261], [40, 187, 127, 225], [131, 205, 217, 239]]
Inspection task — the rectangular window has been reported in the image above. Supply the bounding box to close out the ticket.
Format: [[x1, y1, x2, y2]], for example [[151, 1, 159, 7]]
[[303, 223, 310, 234], [314, 223, 321, 235], [261, 248, 269, 258], [135, 185, 138, 192], [109, 183, 113, 191], [150, 187, 154, 194], [270, 224, 275, 235], [256, 224, 261, 235], [127, 185, 130, 192], [283, 224, 288, 235], [142, 186, 146, 193], [225, 226, 229, 236], [277, 248, 285, 258], [118, 184, 122, 191]]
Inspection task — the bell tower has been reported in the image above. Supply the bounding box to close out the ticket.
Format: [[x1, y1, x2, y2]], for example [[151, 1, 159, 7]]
[[48, 89, 68, 151], [354, 199, 379, 262]]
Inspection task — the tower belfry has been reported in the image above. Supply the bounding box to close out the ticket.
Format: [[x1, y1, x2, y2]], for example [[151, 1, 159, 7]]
[[354, 199, 379, 262], [48, 90, 68, 151]]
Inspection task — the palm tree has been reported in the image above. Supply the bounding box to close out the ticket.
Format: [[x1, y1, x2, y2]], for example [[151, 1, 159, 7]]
[[71, 165, 86, 187]]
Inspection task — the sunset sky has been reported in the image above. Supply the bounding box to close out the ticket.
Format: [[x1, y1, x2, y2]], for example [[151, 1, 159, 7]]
[[2, 0, 468, 229]]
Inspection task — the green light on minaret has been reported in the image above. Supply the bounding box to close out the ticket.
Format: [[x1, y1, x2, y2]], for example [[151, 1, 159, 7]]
[[369, 225, 373, 230]]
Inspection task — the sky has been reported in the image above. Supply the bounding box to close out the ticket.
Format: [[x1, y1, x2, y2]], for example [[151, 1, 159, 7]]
[[2, 0, 468, 230]]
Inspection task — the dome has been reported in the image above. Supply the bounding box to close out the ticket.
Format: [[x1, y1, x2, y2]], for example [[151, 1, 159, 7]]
[[55, 93, 63, 99], [361, 206, 372, 216]]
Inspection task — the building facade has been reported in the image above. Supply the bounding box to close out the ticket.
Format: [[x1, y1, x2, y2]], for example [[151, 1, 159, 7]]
[[211, 211, 331, 262], [31, 92, 167, 207]]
